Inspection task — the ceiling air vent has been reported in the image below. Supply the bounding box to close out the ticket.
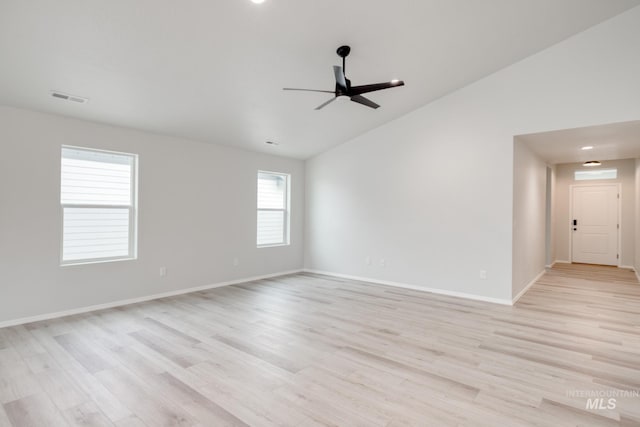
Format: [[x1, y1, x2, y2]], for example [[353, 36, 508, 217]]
[[51, 91, 89, 104]]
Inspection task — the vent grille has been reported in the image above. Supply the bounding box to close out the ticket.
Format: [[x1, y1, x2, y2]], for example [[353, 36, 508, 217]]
[[51, 91, 89, 104]]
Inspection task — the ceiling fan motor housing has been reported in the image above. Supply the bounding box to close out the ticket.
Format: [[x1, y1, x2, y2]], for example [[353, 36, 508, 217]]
[[336, 45, 351, 58]]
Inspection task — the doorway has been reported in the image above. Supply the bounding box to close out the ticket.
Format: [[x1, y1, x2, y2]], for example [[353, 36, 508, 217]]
[[570, 183, 620, 266]]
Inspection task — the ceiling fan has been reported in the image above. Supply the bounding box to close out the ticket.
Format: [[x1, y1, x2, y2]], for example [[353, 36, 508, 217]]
[[283, 45, 405, 110]]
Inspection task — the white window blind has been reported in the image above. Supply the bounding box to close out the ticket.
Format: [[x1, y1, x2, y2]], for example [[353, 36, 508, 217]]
[[257, 171, 290, 247], [61, 146, 137, 264]]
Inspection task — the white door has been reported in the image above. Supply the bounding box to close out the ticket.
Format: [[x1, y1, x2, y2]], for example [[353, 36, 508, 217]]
[[571, 184, 619, 266]]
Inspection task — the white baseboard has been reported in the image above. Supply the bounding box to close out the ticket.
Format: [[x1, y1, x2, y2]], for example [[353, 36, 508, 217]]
[[545, 260, 570, 268], [512, 269, 546, 305], [303, 269, 512, 305], [551, 260, 635, 271], [0, 269, 303, 329], [545, 260, 569, 268]]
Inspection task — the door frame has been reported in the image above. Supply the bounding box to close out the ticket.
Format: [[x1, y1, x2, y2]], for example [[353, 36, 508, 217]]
[[568, 183, 621, 267]]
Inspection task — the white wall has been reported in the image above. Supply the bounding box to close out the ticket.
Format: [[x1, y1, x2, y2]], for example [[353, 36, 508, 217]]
[[512, 142, 547, 298], [636, 159, 640, 273], [553, 159, 635, 266], [545, 166, 557, 267], [0, 106, 305, 324], [305, 6, 640, 302]]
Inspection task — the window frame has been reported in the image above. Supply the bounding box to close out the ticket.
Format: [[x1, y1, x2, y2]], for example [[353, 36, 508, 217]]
[[574, 168, 618, 181], [256, 170, 291, 248], [60, 145, 139, 266]]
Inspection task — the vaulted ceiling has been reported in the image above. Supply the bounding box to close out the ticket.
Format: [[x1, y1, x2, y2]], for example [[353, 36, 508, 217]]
[[1, 0, 639, 158]]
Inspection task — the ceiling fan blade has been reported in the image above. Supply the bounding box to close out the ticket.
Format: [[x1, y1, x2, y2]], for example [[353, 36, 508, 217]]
[[314, 97, 337, 110], [333, 66, 348, 89], [283, 88, 334, 93], [349, 80, 405, 96], [350, 95, 380, 109]]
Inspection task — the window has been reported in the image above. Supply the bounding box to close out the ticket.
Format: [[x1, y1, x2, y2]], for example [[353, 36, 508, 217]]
[[257, 171, 290, 247], [574, 169, 617, 181], [61, 146, 138, 265]]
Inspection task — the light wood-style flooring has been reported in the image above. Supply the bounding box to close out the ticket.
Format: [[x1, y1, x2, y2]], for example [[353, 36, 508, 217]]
[[1, 264, 639, 426]]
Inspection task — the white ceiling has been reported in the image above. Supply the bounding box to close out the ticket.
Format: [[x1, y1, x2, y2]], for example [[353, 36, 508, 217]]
[[518, 120, 640, 165], [1, 0, 639, 159]]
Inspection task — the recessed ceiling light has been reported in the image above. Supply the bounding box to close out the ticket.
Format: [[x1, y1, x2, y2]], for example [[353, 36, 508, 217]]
[[251, 0, 265, 4], [581, 146, 594, 150], [583, 161, 601, 167]]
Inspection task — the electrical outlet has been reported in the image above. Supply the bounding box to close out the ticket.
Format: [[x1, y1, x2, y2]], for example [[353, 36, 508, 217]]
[[380, 259, 386, 267], [160, 267, 167, 277], [365, 256, 371, 265], [479, 270, 487, 280], [233, 257, 239, 267]]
